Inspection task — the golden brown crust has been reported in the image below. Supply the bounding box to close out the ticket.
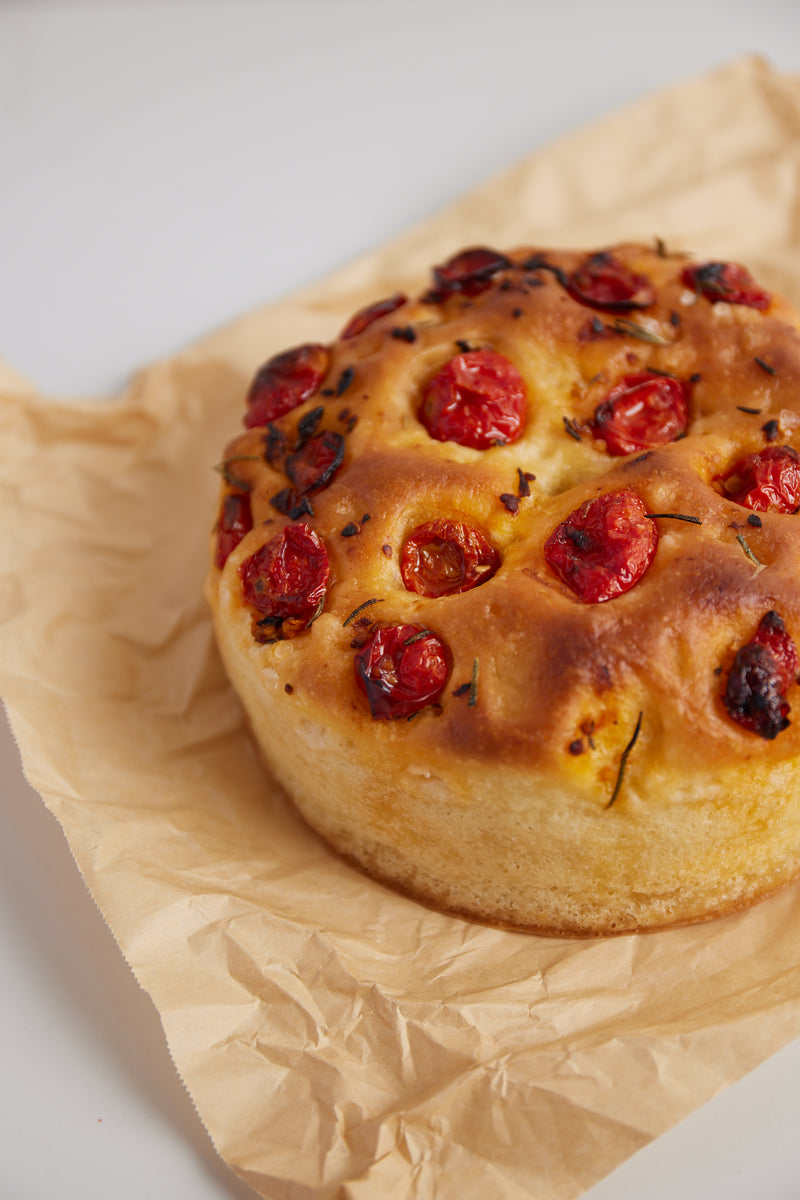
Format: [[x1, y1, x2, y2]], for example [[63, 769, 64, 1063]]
[[207, 242, 800, 935]]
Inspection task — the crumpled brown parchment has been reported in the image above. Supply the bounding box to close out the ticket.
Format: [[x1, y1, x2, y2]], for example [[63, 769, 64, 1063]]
[[3, 54, 800, 1200]]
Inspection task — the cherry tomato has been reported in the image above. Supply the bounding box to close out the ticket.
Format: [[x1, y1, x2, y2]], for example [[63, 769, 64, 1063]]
[[591, 372, 690, 456], [400, 520, 500, 597], [426, 247, 511, 300], [725, 612, 797, 739], [722, 445, 800, 513], [566, 252, 655, 311], [340, 293, 408, 339], [544, 489, 657, 603], [214, 492, 253, 569], [682, 261, 770, 310], [244, 343, 330, 428], [285, 430, 345, 494], [238, 522, 329, 629], [420, 350, 527, 449], [354, 624, 449, 719]]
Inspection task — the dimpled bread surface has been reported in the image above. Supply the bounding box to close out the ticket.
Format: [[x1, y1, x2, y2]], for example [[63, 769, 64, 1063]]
[[207, 242, 800, 935]]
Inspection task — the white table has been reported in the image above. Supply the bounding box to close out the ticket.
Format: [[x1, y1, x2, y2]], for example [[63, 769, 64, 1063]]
[[2, 3, 800, 1196]]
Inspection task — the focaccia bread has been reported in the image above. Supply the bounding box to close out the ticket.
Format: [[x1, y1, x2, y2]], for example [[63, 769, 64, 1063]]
[[206, 242, 800, 935]]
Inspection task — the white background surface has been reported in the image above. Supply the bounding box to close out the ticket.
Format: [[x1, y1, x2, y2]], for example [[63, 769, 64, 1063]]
[[2, 2, 800, 1197]]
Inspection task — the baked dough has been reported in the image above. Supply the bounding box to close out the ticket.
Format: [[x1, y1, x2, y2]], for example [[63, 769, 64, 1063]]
[[207, 242, 800, 935]]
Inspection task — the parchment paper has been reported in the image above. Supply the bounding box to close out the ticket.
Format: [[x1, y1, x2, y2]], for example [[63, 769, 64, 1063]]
[[3, 54, 800, 1200]]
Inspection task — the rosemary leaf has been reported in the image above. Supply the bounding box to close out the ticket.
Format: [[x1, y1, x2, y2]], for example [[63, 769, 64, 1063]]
[[605, 711, 643, 810]]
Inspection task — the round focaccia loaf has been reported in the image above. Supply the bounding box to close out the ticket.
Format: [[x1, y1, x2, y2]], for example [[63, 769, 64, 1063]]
[[207, 242, 800, 935]]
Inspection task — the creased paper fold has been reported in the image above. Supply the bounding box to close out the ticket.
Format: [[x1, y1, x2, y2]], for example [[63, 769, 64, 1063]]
[[3, 55, 800, 1200]]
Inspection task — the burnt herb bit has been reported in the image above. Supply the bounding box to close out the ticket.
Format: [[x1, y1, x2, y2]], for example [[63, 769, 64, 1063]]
[[737, 405, 762, 415], [762, 418, 780, 442], [605, 711, 643, 809], [563, 416, 583, 442], [452, 681, 471, 697], [747, 513, 763, 528], [755, 356, 777, 376], [343, 597, 385, 627], [517, 467, 532, 498], [284, 683, 294, 695], [670, 310, 682, 328], [391, 325, 417, 343], [520, 253, 568, 287], [295, 404, 325, 447], [689, 372, 701, 384], [341, 522, 360, 537], [499, 493, 520, 514], [736, 532, 765, 566], [455, 338, 474, 354], [335, 365, 355, 397], [511, 306, 524, 318]]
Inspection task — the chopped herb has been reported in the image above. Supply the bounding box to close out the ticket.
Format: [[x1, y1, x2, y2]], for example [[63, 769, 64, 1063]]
[[747, 513, 763, 528], [321, 388, 335, 397], [605, 711, 643, 809], [563, 416, 583, 442], [343, 597, 385, 627], [755, 356, 777, 376], [341, 523, 360, 537], [214, 454, 260, 490], [295, 404, 324, 447], [346, 414, 358, 432], [736, 533, 765, 566], [403, 628, 435, 646], [517, 467, 531, 498], [511, 306, 523, 318], [645, 512, 703, 525], [391, 325, 417, 343], [468, 657, 480, 708], [452, 682, 470, 697], [612, 318, 671, 345], [335, 366, 355, 396], [737, 405, 762, 415], [762, 418, 780, 441], [361, 513, 371, 523], [500, 493, 520, 513], [647, 366, 678, 379]]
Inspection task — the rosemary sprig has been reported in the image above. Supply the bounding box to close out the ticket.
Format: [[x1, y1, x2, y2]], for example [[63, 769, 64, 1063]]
[[645, 512, 703, 525], [605, 711, 643, 810], [342, 597, 385, 627], [736, 533, 765, 567], [403, 628, 435, 646], [611, 318, 671, 346], [468, 658, 480, 708]]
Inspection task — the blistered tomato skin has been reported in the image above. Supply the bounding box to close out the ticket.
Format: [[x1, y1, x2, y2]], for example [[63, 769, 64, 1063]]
[[682, 261, 771, 310], [244, 343, 330, 428], [354, 625, 450, 719], [401, 520, 500, 597], [238, 522, 329, 627], [722, 445, 800, 513], [215, 493, 253, 569], [725, 612, 798, 739], [427, 247, 511, 300], [340, 293, 408, 340], [420, 350, 527, 449], [544, 489, 658, 603], [566, 252, 655, 312], [592, 372, 690, 456]]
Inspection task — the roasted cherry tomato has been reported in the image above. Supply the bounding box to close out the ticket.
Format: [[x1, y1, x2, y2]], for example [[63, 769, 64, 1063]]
[[425, 247, 511, 301], [420, 350, 527, 449], [214, 492, 253, 569], [724, 611, 798, 739], [340, 293, 408, 339], [400, 519, 500, 597], [245, 343, 330, 428], [681, 261, 770, 310], [544, 489, 657, 603], [285, 430, 345, 494], [354, 624, 449, 719], [566, 251, 655, 311], [238, 522, 329, 630], [591, 372, 690, 456], [722, 445, 800, 513]]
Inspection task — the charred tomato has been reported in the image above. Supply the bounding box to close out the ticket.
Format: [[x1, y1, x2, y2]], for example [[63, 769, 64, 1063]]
[[544, 489, 658, 603], [682, 261, 770, 310], [591, 372, 690, 456], [245, 343, 330, 428], [354, 624, 449, 719], [566, 251, 655, 312], [238, 522, 329, 634], [420, 350, 527, 449], [724, 611, 798, 739], [425, 246, 511, 301], [214, 492, 253, 569], [400, 519, 500, 597], [340, 293, 408, 339]]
